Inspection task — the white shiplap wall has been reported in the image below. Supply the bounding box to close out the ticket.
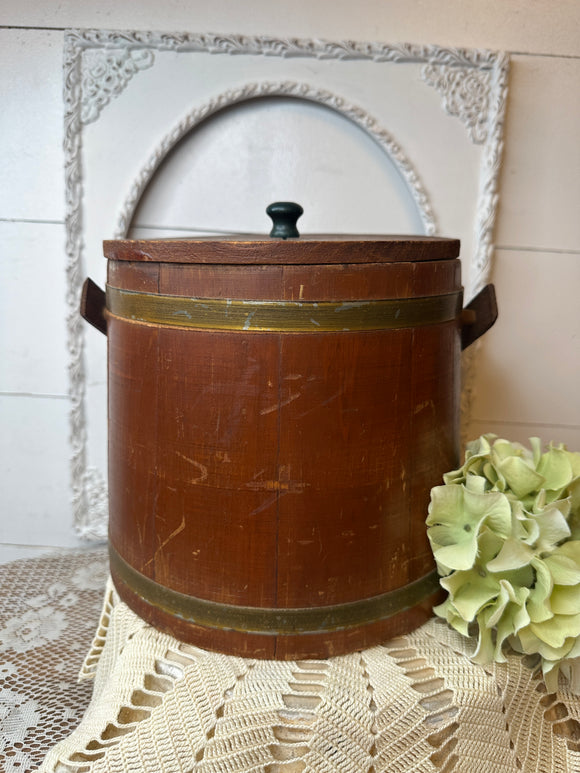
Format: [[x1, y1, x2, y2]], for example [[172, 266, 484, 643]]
[[1, 1, 579, 563]]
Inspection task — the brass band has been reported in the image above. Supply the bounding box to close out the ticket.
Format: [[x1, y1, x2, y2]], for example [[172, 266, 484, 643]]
[[106, 285, 462, 333], [109, 544, 441, 635]]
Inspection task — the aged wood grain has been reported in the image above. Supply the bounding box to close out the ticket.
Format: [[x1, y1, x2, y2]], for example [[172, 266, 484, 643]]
[[104, 236, 463, 658]]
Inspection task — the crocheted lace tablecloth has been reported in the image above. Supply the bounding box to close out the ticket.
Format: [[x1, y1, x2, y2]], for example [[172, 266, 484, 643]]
[[1, 550, 580, 773]]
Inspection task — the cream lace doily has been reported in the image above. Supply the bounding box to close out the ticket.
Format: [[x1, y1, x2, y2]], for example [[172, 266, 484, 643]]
[[1, 550, 580, 772], [0, 549, 108, 773]]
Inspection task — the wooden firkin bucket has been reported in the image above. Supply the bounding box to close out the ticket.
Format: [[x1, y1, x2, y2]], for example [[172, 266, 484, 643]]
[[82, 204, 497, 659]]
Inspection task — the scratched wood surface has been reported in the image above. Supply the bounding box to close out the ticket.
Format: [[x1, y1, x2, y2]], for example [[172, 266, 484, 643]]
[[106, 238, 460, 658], [104, 234, 460, 265]]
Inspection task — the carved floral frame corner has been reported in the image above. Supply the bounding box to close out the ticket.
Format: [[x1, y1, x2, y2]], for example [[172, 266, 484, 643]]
[[63, 29, 509, 540]]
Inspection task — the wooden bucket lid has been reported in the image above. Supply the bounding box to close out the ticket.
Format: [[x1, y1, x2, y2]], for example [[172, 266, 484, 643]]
[[105, 201, 459, 265], [104, 233, 460, 265]]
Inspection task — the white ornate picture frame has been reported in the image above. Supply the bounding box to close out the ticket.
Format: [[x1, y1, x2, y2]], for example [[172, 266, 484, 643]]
[[63, 30, 509, 540]]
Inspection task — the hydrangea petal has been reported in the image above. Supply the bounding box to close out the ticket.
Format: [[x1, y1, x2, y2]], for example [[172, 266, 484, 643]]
[[482, 462, 501, 489], [544, 545, 580, 585], [529, 612, 580, 649], [550, 584, 580, 615], [534, 505, 572, 550], [518, 516, 540, 545], [486, 538, 535, 572], [494, 595, 530, 661], [469, 434, 494, 457], [492, 438, 530, 463], [443, 468, 464, 485], [527, 559, 554, 623], [463, 488, 512, 538], [554, 540, 580, 561], [427, 485, 509, 571], [465, 475, 487, 494], [497, 455, 545, 498], [441, 570, 500, 622], [512, 593, 532, 634], [568, 480, 580, 537], [537, 447, 574, 492], [570, 451, 580, 477], [428, 536, 477, 572], [443, 435, 494, 484], [542, 659, 562, 693], [473, 609, 496, 663], [487, 581, 528, 626], [433, 599, 470, 636], [530, 437, 543, 467], [517, 625, 576, 660]]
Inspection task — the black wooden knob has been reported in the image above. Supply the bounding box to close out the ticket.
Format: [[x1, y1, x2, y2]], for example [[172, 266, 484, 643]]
[[266, 202, 303, 239]]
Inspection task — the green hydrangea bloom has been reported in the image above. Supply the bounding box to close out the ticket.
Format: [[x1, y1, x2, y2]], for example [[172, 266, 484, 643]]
[[428, 435, 580, 692]]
